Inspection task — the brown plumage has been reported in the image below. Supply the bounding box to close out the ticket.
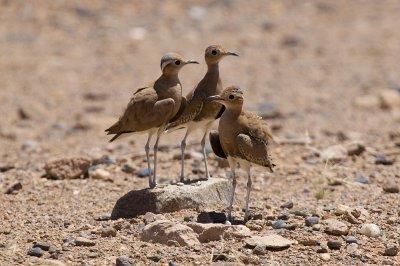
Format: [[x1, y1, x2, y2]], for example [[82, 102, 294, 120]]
[[105, 53, 198, 188], [207, 86, 276, 222], [166, 45, 238, 182]]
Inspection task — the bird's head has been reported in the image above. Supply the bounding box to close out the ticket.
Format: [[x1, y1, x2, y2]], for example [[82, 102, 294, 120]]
[[204, 45, 238, 65], [160, 52, 199, 75], [207, 86, 244, 108]]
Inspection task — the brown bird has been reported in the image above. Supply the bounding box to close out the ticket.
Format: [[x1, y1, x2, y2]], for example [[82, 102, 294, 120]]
[[105, 53, 198, 188], [166, 45, 238, 182], [207, 86, 275, 222]]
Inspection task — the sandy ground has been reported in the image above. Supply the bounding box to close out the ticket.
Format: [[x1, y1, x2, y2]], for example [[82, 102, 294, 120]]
[[0, 0, 399, 265]]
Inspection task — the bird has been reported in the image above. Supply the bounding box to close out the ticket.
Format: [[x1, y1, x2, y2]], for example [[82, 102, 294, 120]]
[[166, 45, 238, 183], [105, 53, 198, 188], [207, 86, 275, 222]]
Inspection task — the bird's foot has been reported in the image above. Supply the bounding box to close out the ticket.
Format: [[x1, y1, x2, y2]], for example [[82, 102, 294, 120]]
[[179, 176, 185, 183], [149, 181, 157, 189]]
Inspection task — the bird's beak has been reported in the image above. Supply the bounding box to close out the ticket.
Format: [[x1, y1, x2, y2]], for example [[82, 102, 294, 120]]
[[207, 95, 224, 103], [224, 51, 239, 57], [185, 60, 199, 65]]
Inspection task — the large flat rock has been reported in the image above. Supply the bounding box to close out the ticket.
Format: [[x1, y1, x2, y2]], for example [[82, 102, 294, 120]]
[[111, 178, 232, 219]]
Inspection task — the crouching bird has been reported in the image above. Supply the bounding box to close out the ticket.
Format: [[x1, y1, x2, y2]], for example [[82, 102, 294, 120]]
[[105, 53, 198, 188], [207, 86, 275, 222]]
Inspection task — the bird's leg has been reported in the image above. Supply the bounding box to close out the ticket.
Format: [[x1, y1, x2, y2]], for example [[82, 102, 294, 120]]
[[152, 127, 164, 188], [180, 128, 190, 183], [145, 132, 153, 188], [227, 157, 237, 223], [201, 126, 211, 179], [243, 165, 252, 223]]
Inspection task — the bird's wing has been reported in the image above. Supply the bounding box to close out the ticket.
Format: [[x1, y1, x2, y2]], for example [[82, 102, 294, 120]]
[[166, 90, 205, 130], [209, 130, 227, 159], [236, 133, 275, 172], [169, 96, 187, 123], [242, 111, 275, 145]]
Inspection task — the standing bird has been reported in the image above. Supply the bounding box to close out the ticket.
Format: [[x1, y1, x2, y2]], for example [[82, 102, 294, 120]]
[[105, 53, 198, 188], [207, 86, 275, 222], [166, 45, 238, 182]]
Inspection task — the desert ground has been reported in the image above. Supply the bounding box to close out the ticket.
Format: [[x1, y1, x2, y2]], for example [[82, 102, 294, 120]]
[[0, 0, 399, 265]]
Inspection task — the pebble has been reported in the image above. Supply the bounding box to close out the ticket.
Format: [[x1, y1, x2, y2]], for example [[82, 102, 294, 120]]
[[245, 235, 294, 250], [280, 201, 294, 209], [359, 223, 381, 237], [253, 245, 267, 255], [355, 173, 369, 184], [197, 211, 227, 224], [33, 242, 51, 251], [101, 227, 117, 237], [384, 244, 399, 256], [21, 140, 40, 152], [345, 236, 358, 244], [137, 168, 152, 178], [324, 219, 349, 236], [317, 243, 329, 253], [272, 220, 286, 229], [89, 168, 111, 180], [121, 164, 135, 174], [327, 239, 342, 250], [27, 247, 44, 257], [383, 182, 399, 193], [346, 141, 365, 156], [320, 253, 331, 261], [321, 145, 347, 162], [346, 243, 359, 254], [277, 213, 289, 220], [305, 216, 319, 226], [5, 182, 22, 194], [93, 155, 116, 165], [74, 237, 95, 246], [375, 155, 394, 165]]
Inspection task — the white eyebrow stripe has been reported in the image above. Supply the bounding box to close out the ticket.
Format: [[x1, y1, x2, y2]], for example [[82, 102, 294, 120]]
[[161, 59, 174, 71]]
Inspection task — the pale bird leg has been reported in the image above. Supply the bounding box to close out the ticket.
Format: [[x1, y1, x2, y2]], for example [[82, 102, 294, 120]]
[[227, 157, 237, 222], [152, 126, 164, 188], [180, 128, 191, 183], [201, 127, 211, 179], [145, 132, 154, 188], [243, 163, 252, 222]]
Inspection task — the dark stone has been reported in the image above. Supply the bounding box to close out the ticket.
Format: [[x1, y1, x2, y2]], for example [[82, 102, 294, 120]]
[[197, 211, 227, 224], [316, 243, 329, 253], [212, 253, 229, 262], [27, 247, 44, 257], [280, 201, 294, 209], [121, 164, 135, 174], [148, 255, 161, 262], [253, 245, 267, 255], [375, 155, 394, 165], [305, 216, 320, 226], [95, 214, 111, 221], [272, 220, 286, 229], [345, 236, 358, 244], [355, 174, 369, 184], [384, 244, 399, 256], [137, 168, 152, 178], [327, 239, 342, 250], [116, 256, 133, 266], [277, 213, 289, 220], [383, 182, 399, 193], [5, 182, 22, 194], [0, 164, 14, 172], [33, 242, 51, 251]]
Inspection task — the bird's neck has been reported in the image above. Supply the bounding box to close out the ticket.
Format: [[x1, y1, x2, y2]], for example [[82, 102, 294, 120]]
[[159, 73, 180, 84], [206, 63, 219, 75], [224, 105, 242, 119]]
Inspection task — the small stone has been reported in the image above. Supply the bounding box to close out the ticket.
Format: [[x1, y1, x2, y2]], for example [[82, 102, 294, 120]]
[[116, 256, 133, 266], [253, 245, 267, 255], [147, 255, 161, 262], [355, 173, 369, 184], [346, 243, 359, 254], [44, 157, 91, 180], [137, 168, 152, 178], [345, 236, 358, 244], [21, 140, 40, 152], [384, 244, 399, 256], [27, 247, 44, 257], [5, 182, 22, 194], [375, 155, 394, 165], [316, 243, 329, 253], [88, 252, 99, 258], [101, 227, 117, 237], [298, 237, 319, 246], [0, 164, 14, 172], [327, 239, 342, 250], [305, 216, 319, 226], [74, 237, 95, 246], [280, 201, 294, 209], [121, 164, 135, 174], [346, 141, 366, 156], [359, 223, 381, 237], [277, 213, 289, 220], [383, 182, 399, 193], [321, 145, 347, 163], [89, 168, 111, 180], [324, 219, 349, 236], [33, 242, 51, 251], [320, 253, 331, 261], [212, 253, 230, 262], [245, 234, 294, 250], [92, 155, 116, 165], [272, 220, 286, 229], [197, 211, 227, 224], [335, 204, 351, 215]]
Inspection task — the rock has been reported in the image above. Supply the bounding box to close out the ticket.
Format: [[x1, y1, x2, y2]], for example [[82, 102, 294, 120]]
[[345, 236, 358, 244], [359, 223, 381, 237], [92, 155, 116, 165], [272, 220, 286, 229], [324, 219, 349, 236], [121, 164, 135, 174], [116, 256, 133, 266], [44, 157, 91, 180], [383, 182, 399, 193], [187, 222, 251, 243], [101, 227, 117, 237], [327, 239, 342, 250], [320, 253, 331, 261], [321, 145, 347, 163], [27, 247, 44, 257], [197, 211, 227, 224], [354, 94, 380, 109], [253, 244, 267, 255], [355, 173, 369, 184], [74, 237, 95, 246], [305, 216, 319, 226], [21, 140, 40, 152], [346, 243, 359, 254], [111, 178, 231, 219], [277, 213, 289, 220], [335, 204, 351, 215], [0, 163, 14, 172], [316, 243, 329, 253], [384, 244, 399, 256], [379, 89, 400, 109], [212, 253, 230, 262], [89, 168, 111, 180], [33, 242, 51, 251], [136, 168, 152, 178], [375, 154, 394, 165], [142, 212, 165, 225], [245, 235, 294, 250], [280, 201, 294, 209], [140, 220, 200, 247], [346, 141, 365, 156], [298, 237, 319, 246], [5, 182, 22, 194]]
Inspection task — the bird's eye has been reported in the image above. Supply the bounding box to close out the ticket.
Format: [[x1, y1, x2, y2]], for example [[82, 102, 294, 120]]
[[211, 50, 218, 55], [228, 95, 235, 100], [175, 60, 181, 65]]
